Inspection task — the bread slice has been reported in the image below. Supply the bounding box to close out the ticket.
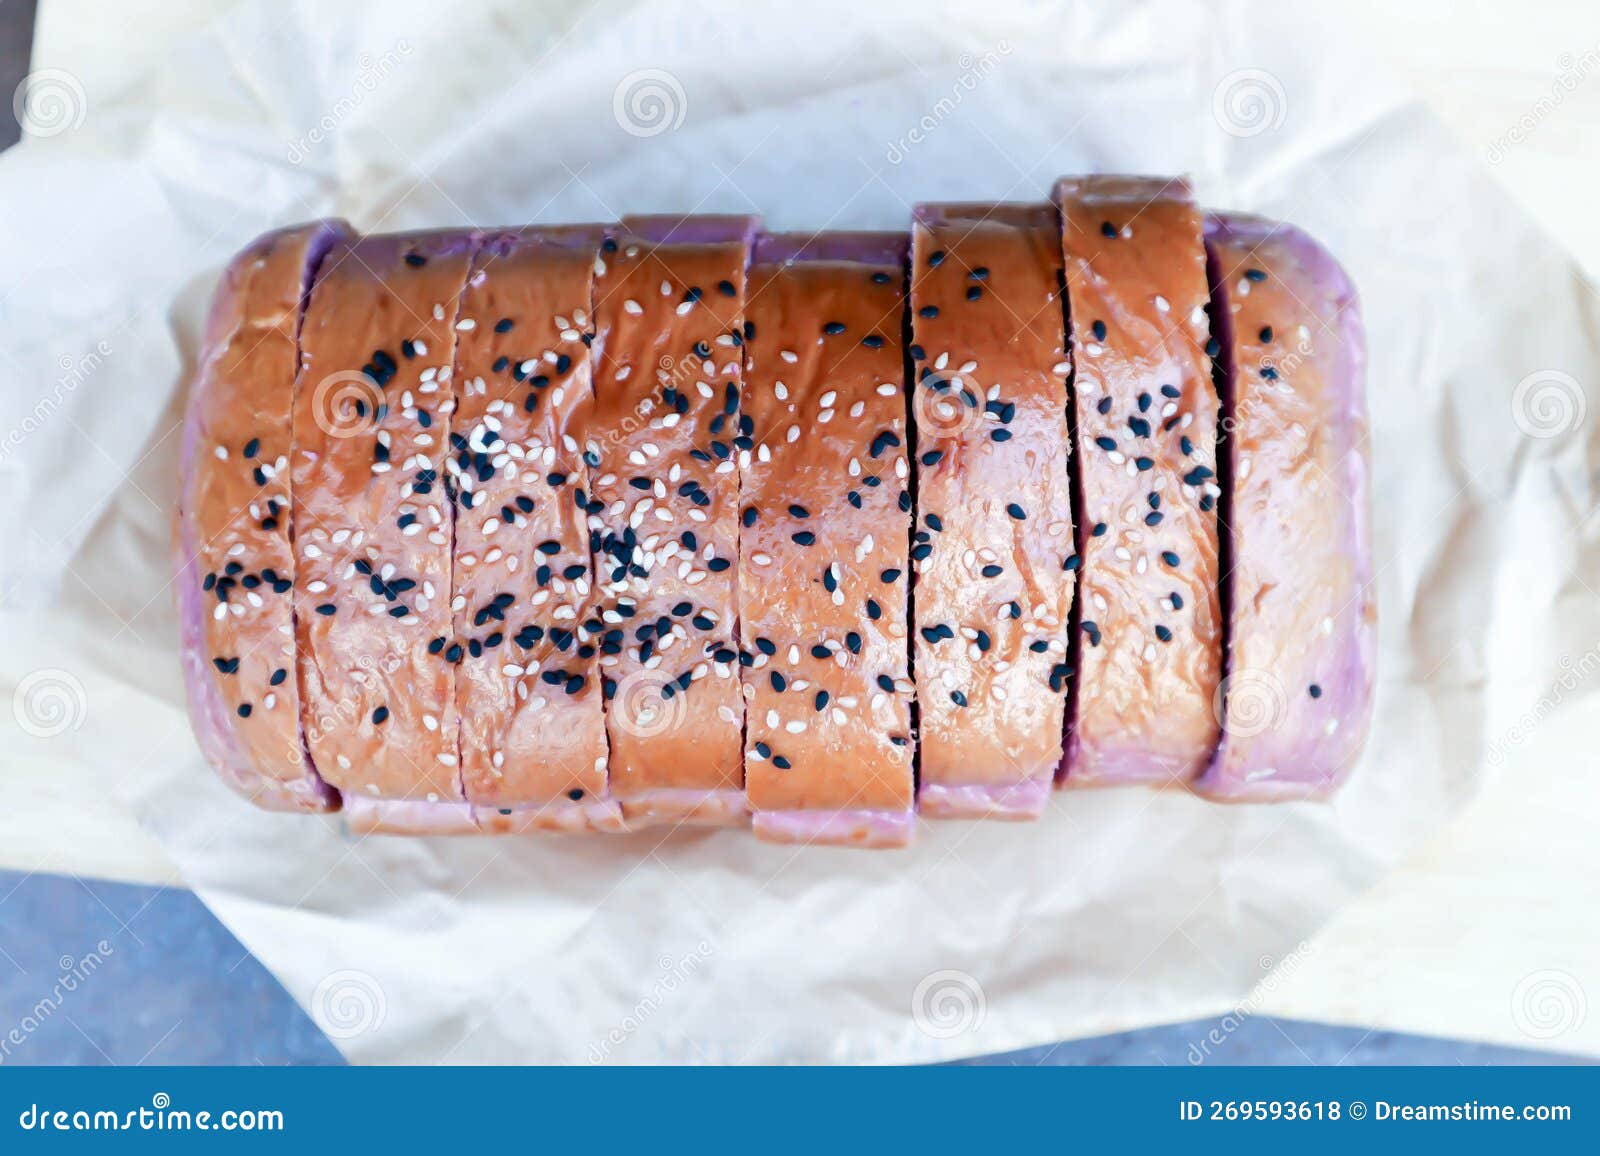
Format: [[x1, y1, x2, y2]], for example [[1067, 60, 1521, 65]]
[[177, 220, 351, 812], [291, 230, 478, 831], [588, 216, 758, 827], [741, 231, 916, 848], [449, 227, 625, 833], [909, 203, 1075, 818], [1054, 176, 1222, 788], [1197, 214, 1374, 800]]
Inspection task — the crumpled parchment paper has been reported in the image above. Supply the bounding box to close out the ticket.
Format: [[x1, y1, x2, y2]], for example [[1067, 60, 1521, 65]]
[[2, 0, 1597, 1062]]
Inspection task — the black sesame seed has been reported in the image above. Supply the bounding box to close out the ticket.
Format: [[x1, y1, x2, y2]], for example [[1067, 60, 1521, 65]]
[[372, 706, 390, 724], [1091, 320, 1107, 341], [404, 253, 427, 267], [1309, 684, 1323, 699]]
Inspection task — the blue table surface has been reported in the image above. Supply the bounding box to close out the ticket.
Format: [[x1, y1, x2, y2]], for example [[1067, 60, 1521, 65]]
[[0, 869, 1573, 1066], [0, 1, 1576, 1071]]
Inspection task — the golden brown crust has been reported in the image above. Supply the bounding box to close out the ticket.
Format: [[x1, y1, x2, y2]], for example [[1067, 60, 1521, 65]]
[[1055, 176, 1222, 787], [292, 231, 477, 804], [739, 232, 915, 840], [909, 204, 1075, 817], [178, 220, 351, 812], [449, 228, 611, 812], [588, 219, 755, 827]]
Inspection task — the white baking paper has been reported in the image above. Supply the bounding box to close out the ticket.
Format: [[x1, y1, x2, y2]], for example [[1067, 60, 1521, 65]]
[[2, 0, 1597, 1063]]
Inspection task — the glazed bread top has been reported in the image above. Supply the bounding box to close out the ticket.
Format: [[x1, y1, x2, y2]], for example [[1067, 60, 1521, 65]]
[[587, 216, 756, 824], [449, 228, 611, 810], [740, 231, 916, 837], [910, 203, 1077, 816], [1055, 176, 1223, 788], [292, 231, 476, 804], [177, 220, 350, 812]]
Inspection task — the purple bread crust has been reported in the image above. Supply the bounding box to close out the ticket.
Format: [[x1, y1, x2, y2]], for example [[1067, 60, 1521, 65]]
[[1197, 213, 1374, 801], [753, 809, 914, 849], [621, 214, 761, 248], [752, 231, 908, 267], [177, 220, 351, 813], [918, 775, 1051, 820]]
